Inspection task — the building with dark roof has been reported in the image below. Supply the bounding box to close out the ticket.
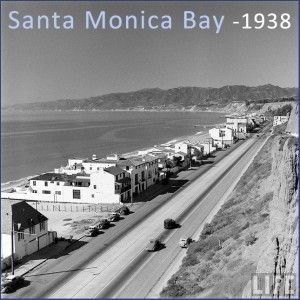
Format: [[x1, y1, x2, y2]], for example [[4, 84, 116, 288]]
[[1, 199, 56, 269], [104, 166, 126, 176]]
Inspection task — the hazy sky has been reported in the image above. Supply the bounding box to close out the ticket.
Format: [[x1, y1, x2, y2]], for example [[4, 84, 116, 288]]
[[1, 1, 298, 106]]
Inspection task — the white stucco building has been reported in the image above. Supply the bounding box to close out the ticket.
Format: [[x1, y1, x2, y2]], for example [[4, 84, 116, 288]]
[[273, 115, 289, 127], [225, 116, 249, 139], [2, 167, 131, 204], [209, 127, 235, 148]]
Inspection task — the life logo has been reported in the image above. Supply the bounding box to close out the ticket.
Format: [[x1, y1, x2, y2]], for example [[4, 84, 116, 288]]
[[251, 273, 296, 297]]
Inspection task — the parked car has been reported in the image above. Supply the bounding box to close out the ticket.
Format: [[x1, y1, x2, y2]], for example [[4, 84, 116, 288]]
[[98, 218, 110, 229], [179, 237, 193, 248], [1, 275, 25, 293], [146, 239, 162, 252], [164, 218, 177, 229], [116, 205, 130, 216], [85, 225, 100, 237], [108, 212, 120, 222]]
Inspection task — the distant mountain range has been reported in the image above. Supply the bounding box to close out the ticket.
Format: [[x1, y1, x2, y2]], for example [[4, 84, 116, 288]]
[[5, 84, 297, 112]]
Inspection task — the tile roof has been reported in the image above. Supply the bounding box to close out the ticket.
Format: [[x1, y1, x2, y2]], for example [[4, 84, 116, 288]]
[[30, 173, 69, 182], [104, 166, 125, 176], [118, 159, 145, 167], [1, 199, 48, 234]]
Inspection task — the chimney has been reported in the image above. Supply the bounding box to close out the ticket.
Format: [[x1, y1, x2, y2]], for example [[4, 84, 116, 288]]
[[92, 154, 97, 161]]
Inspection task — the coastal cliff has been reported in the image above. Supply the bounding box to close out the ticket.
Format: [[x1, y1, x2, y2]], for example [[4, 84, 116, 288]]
[[242, 121, 298, 297]]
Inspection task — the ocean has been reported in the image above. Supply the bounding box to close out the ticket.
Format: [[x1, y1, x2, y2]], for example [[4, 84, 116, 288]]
[[1, 110, 224, 183]]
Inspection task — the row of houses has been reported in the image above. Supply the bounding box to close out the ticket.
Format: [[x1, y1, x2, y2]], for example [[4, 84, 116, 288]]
[[208, 115, 265, 148], [2, 115, 265, 206], [2, 142, 193, 204]]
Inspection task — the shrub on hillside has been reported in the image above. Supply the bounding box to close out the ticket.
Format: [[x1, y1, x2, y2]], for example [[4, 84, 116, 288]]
[[200, 223, 215, 238], [245, 233, 257, 246], [182, 254, 199, 267], [189, 236, 222, 255], [160, 282, 187, 297]]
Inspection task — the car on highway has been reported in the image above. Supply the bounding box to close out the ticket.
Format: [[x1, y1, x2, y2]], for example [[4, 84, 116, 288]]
[[98, 219, 110, 229], [108, 212, 120, 222], [85, 225, 100, 237], [146, 239, 162, 252], [179, 237, 193, 248], [116, 205, 130, 215], [164, 218, 177, 229], [1, 275, 25, 293]]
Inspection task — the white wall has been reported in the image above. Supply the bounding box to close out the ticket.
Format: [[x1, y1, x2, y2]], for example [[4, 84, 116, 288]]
[[209, 128, 234, 147]]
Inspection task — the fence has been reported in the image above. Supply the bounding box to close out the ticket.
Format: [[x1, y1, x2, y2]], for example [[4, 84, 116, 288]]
[[28, 201, 121, 213]]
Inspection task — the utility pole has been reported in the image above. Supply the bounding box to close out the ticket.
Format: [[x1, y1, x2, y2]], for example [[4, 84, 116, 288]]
[[11, 213, 14, 275]]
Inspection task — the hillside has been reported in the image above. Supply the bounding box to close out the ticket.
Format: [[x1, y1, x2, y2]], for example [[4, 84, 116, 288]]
[[5, 84, 297, 112], [161, 122, 298, 298]]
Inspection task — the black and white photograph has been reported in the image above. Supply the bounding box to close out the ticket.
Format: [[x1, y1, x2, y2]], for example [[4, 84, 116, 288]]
[[1, 0, 299, 298]]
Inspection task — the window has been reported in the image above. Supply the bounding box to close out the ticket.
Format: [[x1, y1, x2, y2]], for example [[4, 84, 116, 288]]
[[91, 194, 94, 198], [55, 191, 61, 195], [97, 167, 100, 171], [42, 190, 51, 194], [29, 226, 35, 234], [45, 181, 48, 186], [90, 167, 92, 170], [126, 166, 129, 170], [32, 190, 37, 193], [18, 232, 24, 241], [33, 181, 36, 186], [56, 182, 60, 186], [40, 221, 46, 231], [73, 189, 81, 199], [219, 130, 225, 137], [93, 185, 97, 189]]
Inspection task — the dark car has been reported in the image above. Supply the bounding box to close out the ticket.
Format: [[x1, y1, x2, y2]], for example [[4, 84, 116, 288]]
[[108, 212, 120, 222], [164, 218, 177, 229], [146, 239, 162, 252], [85, 226, 100, 237], [98, 219, 110, 229], [116, 205, 130, 216], [1, 275, 25, 293]]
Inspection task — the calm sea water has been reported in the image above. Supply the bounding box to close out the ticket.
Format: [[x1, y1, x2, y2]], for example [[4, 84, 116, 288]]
[[1, 111, 224, 182]]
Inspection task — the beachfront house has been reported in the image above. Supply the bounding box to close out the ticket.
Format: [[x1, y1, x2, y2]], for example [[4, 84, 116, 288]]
[[273, 115, 289, 127], [2, 166, 131, 204], [209, 127, 235, 148], [1, 199, 57, 270], [174, 142, 192, 156], [225, 116, 249, 139], [118, 155, 159, 197]]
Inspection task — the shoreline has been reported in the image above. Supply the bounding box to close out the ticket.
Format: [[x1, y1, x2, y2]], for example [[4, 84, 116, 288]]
[[1, 121, 223, 191], [3, 109, 227, 114]]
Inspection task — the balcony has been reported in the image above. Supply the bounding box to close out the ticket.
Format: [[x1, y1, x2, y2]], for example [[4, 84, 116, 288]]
[[115, 185, 131, 194]]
